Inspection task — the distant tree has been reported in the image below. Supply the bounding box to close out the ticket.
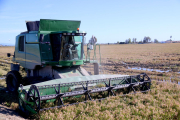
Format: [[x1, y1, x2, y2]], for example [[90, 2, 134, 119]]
[[143, 36, 151, 43], [128, 38, 131, 44], [138, 40, 143, 44], [117, 41, 120, 44], [125, 38, 132, 44], [154, 39, 159, 43], [132, 38, 137, 44], [125, 39, 128, 44]]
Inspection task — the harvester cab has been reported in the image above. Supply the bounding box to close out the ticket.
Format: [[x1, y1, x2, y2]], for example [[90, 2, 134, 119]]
[[6, 19, 151, 116]]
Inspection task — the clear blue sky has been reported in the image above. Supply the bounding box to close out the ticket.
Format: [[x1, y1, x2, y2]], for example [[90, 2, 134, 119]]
[[0, 0, 180, 45]]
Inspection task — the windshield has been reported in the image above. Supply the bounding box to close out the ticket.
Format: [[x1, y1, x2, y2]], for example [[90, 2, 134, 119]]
[[50, 34, 84, 61]]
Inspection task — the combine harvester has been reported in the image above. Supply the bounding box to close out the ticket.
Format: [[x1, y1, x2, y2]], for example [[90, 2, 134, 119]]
[[6, 19, 151, 115]]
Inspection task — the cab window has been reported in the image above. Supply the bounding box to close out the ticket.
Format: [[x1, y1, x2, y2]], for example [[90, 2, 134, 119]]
[[19, 36, 24, 52]]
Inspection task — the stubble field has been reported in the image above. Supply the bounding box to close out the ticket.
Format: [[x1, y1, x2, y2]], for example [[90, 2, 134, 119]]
[[84, 43, 180, 82], [0, 43, 180, 119]]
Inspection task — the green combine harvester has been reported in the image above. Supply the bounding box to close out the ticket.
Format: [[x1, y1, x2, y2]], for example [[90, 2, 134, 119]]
[[6, 19, 151, 115]]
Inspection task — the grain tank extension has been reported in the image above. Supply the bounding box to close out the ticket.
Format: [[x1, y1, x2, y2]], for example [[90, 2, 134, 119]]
[[6, 19, 151, 115]]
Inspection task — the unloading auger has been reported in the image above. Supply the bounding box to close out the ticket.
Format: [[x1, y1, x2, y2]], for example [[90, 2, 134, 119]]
[[6, 19, 151, 115]]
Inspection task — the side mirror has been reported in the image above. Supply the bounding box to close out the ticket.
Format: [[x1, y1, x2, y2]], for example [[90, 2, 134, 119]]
[[7, 53, 11, 57]]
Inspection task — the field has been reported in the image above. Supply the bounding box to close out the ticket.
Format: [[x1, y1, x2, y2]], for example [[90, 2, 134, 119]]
[[0, 43, 180, 119], [84, 43, 180, 82]]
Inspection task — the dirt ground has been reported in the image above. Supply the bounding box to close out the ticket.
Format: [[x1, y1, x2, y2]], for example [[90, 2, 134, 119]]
[[0, 105, 24, 120]]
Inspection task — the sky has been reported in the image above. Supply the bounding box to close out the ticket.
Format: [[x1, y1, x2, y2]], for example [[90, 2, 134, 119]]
[[0, 0, 180, 45]]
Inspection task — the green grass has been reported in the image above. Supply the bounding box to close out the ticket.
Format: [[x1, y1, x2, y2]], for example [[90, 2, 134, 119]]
[[37, 81, 180, 120]]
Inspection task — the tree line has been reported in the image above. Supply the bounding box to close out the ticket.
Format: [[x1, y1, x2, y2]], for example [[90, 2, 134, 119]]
[[117, 36, 159, 44]]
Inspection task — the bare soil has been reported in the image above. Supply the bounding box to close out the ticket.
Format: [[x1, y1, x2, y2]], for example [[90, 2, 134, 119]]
[[0, 105, 24, 120]]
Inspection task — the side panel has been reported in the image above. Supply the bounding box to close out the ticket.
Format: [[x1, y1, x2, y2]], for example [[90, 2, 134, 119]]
[[25, 33, 41, 69], [39, 19, 81, 32], [50, 34, 61, 61], [15, 35, 26, 68], [26, 33, 38, 42], [39, 34, 53, 61]]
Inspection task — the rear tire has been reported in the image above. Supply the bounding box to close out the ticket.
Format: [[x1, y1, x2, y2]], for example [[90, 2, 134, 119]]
[[6, 70, 22, 92]]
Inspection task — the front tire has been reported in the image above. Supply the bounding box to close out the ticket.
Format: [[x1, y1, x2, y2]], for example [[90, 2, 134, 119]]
[[6, 70, 22, 92]]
